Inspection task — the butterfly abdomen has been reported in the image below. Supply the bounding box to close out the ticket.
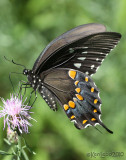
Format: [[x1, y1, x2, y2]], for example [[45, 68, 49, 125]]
[[38, 86, 57, 111]]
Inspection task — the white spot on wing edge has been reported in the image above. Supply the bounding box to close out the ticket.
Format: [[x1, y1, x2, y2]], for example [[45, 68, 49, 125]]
[[82, 51, 88, 54], [74, 63, 81, 68], [77, 57, 86, 61], [91, 65, 95, 69], [99, 104, 102, 112], [71, 120, 76, 123], [73, 97, 77, 102], [94, 123, 100, 126], [85, 71, 89, 75], [99, 114, 102, 121], [85, 124, 92, 128]]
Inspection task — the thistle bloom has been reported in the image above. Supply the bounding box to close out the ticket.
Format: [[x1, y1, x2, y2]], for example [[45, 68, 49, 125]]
[[0, 94, 35, 134]]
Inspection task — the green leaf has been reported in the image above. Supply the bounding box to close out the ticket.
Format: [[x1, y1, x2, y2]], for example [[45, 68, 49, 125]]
[[4, 138, 11, 146], [0, 150, 13, 155], [23, 137, 36, 155]]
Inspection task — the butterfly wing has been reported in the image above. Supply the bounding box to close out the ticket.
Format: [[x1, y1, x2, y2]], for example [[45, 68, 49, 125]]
[[33, 26, 121, 76], [58, 32, 121, 75], [30, 23, 121, 133], [33, 23, 106, 73], [41, 68, 112, 133]]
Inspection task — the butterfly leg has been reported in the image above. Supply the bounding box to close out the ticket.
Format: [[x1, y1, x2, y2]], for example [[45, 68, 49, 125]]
[[18, 80, 31, 98], [27, 90, 34, 105], [9, 72, 16, 92], [31, 91, 37, 107], [27, 90, 37, 107]]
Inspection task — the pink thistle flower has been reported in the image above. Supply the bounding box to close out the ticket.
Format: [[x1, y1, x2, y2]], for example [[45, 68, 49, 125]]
[[0, 94, 36, 134]]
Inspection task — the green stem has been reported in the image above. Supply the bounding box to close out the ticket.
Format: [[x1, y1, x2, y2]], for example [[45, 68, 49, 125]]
[[17, 134, 22, 159], [22, 148, 29, 160]]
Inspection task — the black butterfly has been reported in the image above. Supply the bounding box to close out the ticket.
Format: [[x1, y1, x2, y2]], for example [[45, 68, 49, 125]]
[[23, 23, 121, 133]]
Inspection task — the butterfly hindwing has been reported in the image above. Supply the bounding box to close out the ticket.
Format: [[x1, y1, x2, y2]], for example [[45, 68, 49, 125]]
[[41, 68, 112, 133]]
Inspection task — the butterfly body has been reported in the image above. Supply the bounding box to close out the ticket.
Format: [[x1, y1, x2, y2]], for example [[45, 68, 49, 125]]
[[23, 23, 121, 133], [23, 69, 57, 111]]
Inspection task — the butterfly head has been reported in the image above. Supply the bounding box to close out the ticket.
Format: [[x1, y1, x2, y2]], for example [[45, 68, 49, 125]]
[[23, 69, 34, 84], [23, 69, 42, 90], [23, 69, 35, 81]]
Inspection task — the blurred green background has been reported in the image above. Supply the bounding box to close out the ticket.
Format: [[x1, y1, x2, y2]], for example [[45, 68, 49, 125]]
[[0, 0, 126, 160]]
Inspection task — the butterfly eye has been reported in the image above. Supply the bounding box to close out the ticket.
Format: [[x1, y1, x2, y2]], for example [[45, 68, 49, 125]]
[[23, 69, 29, 75]]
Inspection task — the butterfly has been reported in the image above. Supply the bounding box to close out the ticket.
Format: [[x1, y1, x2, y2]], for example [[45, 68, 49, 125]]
[[23, 23, 121, 133]]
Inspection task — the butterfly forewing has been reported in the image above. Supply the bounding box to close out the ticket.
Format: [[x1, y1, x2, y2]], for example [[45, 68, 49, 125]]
[[33, 23, 106, 73], [59, 32, 121, 75], [33, 31, 121, 76]]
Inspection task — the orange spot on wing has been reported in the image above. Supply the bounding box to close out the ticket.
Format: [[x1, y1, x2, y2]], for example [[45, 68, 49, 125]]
[[91, 118, 96, 121], [94, 99, 98, 104], [93, 109, 97, 113], [75, 88, 81, 93], [76, 94, 84, 101], [85, 77, 88, 82], [64, 104, 69, 111], [75, 81, 79, 85], [83, 120, 87, 124], [68, 70, 76, 79], [68, 101, 75, 108], [70, 115, 75, 119], [91, 87, 94, 92]]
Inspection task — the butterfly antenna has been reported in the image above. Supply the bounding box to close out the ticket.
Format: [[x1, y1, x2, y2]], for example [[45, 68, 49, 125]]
[[9, 72, 26, 92], [9, 72, 15, 93], [4, 56, 26, 69]]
